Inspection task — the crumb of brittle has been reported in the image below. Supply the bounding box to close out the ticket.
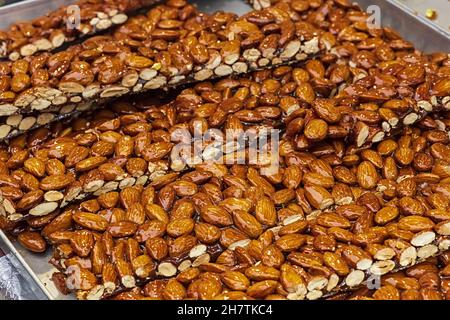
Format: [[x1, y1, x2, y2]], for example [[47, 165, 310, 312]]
[[425, 8, 437, 20]]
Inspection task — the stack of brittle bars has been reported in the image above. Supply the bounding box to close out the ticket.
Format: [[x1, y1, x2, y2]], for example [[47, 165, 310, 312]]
[[0, 0, 448, 300]]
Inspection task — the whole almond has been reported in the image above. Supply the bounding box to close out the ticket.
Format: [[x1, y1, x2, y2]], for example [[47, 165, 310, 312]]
[[255, 196, 277, 226], [304, 185, 334, 209], [98, 191, 119, 209], [261, 245, 285, 269], [167, 218, 195, 237], [169, 235, 197, 258], [24, 158, 46, 177], [375, 206, 399, 225], [221, 271, 250, 291], [40, 174, 75, 190], [107, 221, 138, 238], [16, 189, 44, 211], [357, 161, 379, 189], [162, 279, 186, 300], [275, 234, 306, 251], [18, 231, 47, 253], [142, 142, 173, 162], [303, 172, 335, 189], [145, 237, 168, 261], [91, 240, 107, 275], [120, 187, 141, 209], [283, 165, 303, 189], [233, 210, 263, 238], [125, 203, 146, 225], [317, 213, 351, 229], [75, 156, 107, 172], [373, 285, 400, 300], [280, 263, 306, 294], [135, 220, 166, 243], [70, 230, 94, 257], [398, 216, 435, 232], [41, 208, 71, 235], [46, 159, 66, 176], [65, 146, 90, 168], [323, 252, 350, 276], [245, 265, 280, 281], [304, 119, 328, 142], [194, 222, 221, 244], [73, 212, 108, 231], [200, 205, 233, 227], [246, 280, 278, 299]]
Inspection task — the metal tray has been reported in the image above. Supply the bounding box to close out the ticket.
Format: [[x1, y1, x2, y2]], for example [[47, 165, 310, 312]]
[[0, 0, 449, 301]]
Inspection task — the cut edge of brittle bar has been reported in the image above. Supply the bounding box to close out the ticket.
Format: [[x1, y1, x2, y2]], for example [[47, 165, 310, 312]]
[[0, 0, 166, 61]]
